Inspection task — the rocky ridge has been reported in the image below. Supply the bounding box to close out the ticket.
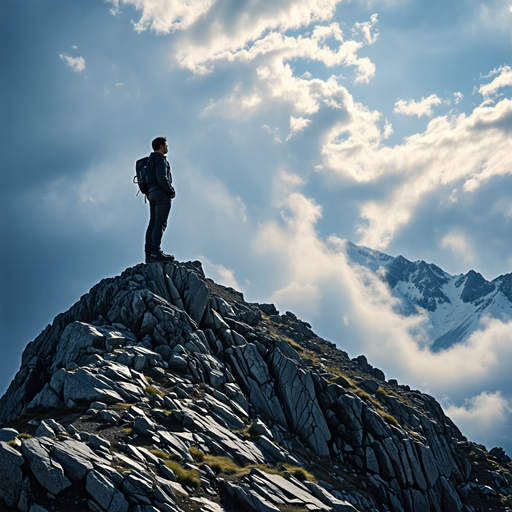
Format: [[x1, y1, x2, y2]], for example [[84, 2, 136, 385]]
[[0, 260, 511, 512]]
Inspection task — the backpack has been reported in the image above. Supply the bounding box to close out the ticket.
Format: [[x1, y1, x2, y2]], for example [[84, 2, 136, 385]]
[[133, 156, 152, 196]]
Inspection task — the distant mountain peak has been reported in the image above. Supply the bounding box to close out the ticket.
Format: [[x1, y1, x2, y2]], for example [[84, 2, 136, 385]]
[[345, 243, 512, 351]]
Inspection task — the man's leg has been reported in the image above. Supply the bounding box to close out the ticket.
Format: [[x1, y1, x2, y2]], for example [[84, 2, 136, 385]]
[[151, 193, 172, 257], [144, 199, 156, 263]]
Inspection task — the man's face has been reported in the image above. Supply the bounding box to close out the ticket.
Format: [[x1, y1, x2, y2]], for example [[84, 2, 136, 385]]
[[160, 142, 169, 155]]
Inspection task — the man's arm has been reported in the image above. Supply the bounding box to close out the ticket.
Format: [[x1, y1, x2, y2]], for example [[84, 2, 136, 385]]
[[154, 158, 174, 197]]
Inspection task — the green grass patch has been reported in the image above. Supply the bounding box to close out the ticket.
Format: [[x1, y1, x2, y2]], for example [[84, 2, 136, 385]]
[[203, 455, 240, 475], [164, 460, 201, 488], [282, 464, 316, 482], [144, 385, 160, 395], [149, 448, 170, 460], [144, 376, 153, 384], [189, 446, 205, 462], [110, 460, 131, 473], [351, 387, 400, 427], [7, 440, 18, 447], [377, 410, 399, 427], [287, 339, 303, 352], [17, 433, 33, 439], [377, 387, 413, 406], [122, 427, 133, 435]]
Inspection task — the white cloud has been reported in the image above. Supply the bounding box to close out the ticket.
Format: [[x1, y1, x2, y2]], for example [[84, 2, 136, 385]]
[[59, 53, 86, 73], [353, 13, 379, 45], [115, 82, 124, 87], [454, 91, 463, 104], [440, 230, 474, 264], [200, 257, 241, 290], [108, 0, 217, 33], [203, 82, 262, 118], [393, 94, 443, 118], [444, 392, 512, 448], [286, 116, 312, 141], [479, 65, 512, 100], [322, 95, 512, 249]]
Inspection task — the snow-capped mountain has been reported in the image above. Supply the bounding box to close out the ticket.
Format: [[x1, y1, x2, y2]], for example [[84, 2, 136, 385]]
[[345, 242, 512, 351]]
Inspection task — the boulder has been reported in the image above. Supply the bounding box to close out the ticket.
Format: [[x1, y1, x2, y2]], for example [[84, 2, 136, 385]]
[[51, 438, 105, 481], [21, 438, 71, 495], [63, 369, 123, 404], [0, 441, 24, 507], [0, 428, 18, 442], [27, 383, 63, 410], [51, 322, 105, 372], [86, 469, 128, 512], [270, 349, 331, 457]]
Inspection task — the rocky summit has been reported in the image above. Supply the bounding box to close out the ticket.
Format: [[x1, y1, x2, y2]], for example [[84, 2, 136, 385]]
[[0, 261, 511, 512]]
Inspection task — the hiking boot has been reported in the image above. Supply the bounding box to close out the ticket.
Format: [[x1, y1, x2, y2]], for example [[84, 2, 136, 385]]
[[150, 252, 175, 262]]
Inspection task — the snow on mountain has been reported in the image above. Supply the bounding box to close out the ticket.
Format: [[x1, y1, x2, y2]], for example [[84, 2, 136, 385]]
[[345, 242, 512, 351]]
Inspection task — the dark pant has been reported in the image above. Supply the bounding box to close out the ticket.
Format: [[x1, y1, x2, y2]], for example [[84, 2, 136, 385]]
[[145, 191, 171, 255]]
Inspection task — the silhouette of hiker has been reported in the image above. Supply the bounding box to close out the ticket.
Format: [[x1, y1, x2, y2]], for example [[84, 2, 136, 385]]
[[144, 136, 175, 263]]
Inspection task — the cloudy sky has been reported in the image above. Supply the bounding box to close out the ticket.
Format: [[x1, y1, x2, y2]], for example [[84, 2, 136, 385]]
[[2, 0, 512, 454]]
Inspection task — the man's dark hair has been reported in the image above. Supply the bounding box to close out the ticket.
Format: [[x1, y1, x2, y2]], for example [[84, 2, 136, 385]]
[[152, 136, 167, 151]]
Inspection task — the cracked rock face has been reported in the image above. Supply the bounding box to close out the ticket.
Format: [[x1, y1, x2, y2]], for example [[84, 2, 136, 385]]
[[0, 260, 509, 512]]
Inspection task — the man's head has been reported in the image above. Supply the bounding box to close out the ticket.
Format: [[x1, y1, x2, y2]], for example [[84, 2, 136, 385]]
[[152, 136, 168, 155]]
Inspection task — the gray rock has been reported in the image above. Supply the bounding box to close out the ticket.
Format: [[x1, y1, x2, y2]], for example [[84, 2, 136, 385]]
[[251, 419, 274, 439], [365, 446, 380, 474], [208, 369, 225, 389], [159, 463, 177, 481], [51, 438, 104, 481], [228, 344, 287, 426], [35, 421, 56, 438], [249, 468, 330, 510], [372, 441, 396, 479], [133, 415, 157, 435], [52, 322, 105, 372], [270, 349, 331, 457], [181, 271, 210, 325], [416, 442, 439, 487], [63, 368, 123, 404], [100, 410, 120, 423], [440, 476, 463, 511], [362, 407, 392, 439], [0, 428, 19, 442], [168, 353, 188, 372], [29, 506, 50, 512], [303, 481, 358, 511], [256, 436, 287, 462], [123, 471, 153, 496], [0, 441, 24, 507], [18, 488, 30, 512], [88, 434, 111, 452], [27, 383, 63, 410], [86, 469, 128, 512], [225, 481, 280, 512], [204, 396, 245, 429], [21, 438, 72, 495], [91, 401, 108, 410]]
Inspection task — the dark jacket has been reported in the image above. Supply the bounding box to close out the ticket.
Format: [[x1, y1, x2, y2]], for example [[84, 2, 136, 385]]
[[147, 152, 174, 197]]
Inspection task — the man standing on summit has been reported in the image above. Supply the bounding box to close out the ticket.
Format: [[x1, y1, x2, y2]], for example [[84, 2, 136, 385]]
[[145, 136, 176, 263]]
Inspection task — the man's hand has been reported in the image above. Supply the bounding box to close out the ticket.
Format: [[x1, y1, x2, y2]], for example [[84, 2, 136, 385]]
[[171, 192, 176, 199]]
